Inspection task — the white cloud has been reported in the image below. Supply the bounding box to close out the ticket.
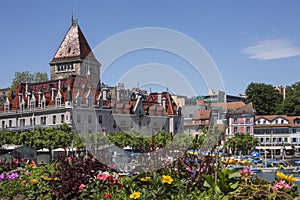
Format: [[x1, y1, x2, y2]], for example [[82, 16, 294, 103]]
[[242, 39, 300, 60]]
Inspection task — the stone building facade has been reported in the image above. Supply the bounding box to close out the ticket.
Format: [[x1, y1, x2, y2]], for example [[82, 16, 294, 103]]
[[0, 20, 183, 136]]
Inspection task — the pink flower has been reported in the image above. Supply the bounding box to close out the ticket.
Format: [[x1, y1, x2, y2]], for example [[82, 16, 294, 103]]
[[96, 172, 108, 181], [239, 167, 254, 177], [78, 184, 85, 192], [67, 157, 72, 164], [272, 180, 291, 190]]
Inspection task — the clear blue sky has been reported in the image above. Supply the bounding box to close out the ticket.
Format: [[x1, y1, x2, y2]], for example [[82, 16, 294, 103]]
[[1, 1, 300, 96]]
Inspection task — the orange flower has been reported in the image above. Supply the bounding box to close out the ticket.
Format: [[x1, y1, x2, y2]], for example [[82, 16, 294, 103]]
[[30, 179, 39, 184]]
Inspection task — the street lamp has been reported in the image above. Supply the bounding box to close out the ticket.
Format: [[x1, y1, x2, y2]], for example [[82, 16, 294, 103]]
[[31, 113, 37, 163]]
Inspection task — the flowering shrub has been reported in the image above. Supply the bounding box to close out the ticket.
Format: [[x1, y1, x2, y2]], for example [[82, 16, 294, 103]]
[[0, 154, 300, 200], [0, 160, 56, 200]]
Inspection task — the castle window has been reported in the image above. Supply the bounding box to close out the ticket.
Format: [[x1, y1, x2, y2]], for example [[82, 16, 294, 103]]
[[2, 121, 5, 128], [53, 115, 56, 124], [61, 114, 65, 123], [9, 120, 12, 127], [68, 47, 71, 53], [41, 116, 46, 125], [30, 117, 36, 126], [20, 119, 25, 126], [98, 115, 103, 124]]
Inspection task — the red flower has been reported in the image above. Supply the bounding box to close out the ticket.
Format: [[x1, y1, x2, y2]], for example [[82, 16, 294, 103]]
[[104, 193, 112, 198], [107, 175, 114, 184], [21, 180, 26, 185], [118, 183, 123, 189], [97, 172, 108, 181], [29, 160, 36, 167]]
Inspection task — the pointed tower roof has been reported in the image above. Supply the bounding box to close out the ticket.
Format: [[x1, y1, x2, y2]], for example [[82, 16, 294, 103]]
[[50, 20, 99, 64]]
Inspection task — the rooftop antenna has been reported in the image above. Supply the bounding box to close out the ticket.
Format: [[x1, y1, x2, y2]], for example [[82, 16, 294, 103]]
[[72, 6, 74, 22], [71, 6, 78, 25]]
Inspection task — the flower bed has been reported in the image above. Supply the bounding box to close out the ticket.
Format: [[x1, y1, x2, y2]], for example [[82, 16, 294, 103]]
[[0, 155, 299, 200]]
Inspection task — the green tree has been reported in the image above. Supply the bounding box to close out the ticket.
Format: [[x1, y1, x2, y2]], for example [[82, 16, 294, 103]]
[[245, 82, 282, 115], [277, 82, 300, 115], [225, 133, 259, 155], [10, 71, 48, 92]]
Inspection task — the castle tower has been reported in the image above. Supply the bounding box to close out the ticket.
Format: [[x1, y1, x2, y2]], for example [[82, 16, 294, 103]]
[[49, 19, 100, 85]]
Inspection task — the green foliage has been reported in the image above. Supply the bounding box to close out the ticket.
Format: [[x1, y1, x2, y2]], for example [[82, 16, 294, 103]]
[[0, 124, 75, 158], [107, 130, 173, 152], [277, 81, 300, 116], [225, 133, 259, 155], [227, 176, 298, 200], [10, 71, 48, 92], [202, 162, 241, 199], [245, 82, 282, 115]]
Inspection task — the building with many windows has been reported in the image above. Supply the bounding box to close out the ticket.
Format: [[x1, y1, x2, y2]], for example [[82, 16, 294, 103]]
[[0, 20, 183, 136], [254, 115, 300, 158]]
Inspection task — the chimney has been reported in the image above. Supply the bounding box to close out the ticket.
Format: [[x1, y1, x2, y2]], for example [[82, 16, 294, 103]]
[[162, 96, 166, 110], [158, 93, 162, 105], [116, 88, 120, 100], [103, 88, 107, 101], [25, 83, 30, 97], [51, 88, 56, 101], [58, 80, 61, 91], [38, 92, 42, 106]]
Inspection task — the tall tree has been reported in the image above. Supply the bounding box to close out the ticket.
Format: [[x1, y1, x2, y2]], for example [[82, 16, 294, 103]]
[[277, 82, 300, 116], [10, 71, 48, 91], [245, 82, 282, 115]]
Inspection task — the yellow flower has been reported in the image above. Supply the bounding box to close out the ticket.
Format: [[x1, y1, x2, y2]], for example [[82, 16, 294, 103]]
[[130, 192, 141, 199], [30, 179, 39, 184], [140, 176, 151, 182], [276, 171, 298, 183], [161, 175, 173, 184], [43, 176, 52, 181]]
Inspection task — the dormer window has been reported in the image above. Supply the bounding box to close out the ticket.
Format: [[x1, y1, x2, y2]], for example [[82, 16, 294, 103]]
[[30, 98, 35, 110], [86, 96, 93, 107], [56, 91, 62, 107], [4, 102, 9, 112], [4, 98, 9, 113], [56, 96, 61, 107], [76, 96, 81, 106], [41, 96, 46, 109]]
